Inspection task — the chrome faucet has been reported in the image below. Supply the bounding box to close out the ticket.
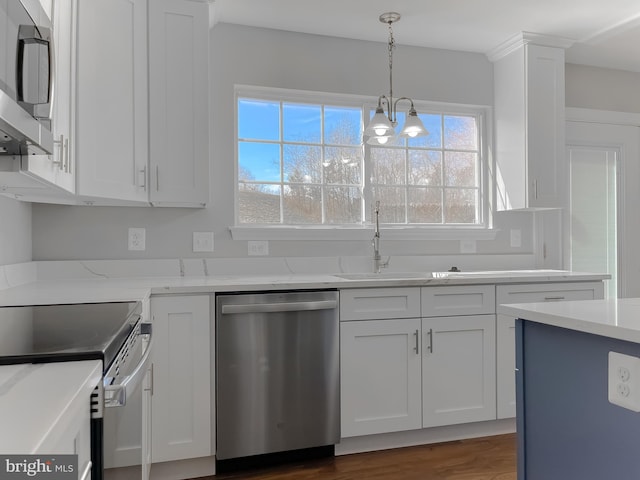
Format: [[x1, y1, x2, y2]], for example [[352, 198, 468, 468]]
[[372, 201, 389, 273]]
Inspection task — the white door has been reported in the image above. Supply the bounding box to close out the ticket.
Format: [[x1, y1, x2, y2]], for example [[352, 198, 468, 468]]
[[340, 318, 422, 437], [566, 117, 640, 298], [421, 315, 496, 428]]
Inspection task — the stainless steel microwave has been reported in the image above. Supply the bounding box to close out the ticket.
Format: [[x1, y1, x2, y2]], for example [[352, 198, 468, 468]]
[[0, 0, 54, 155]]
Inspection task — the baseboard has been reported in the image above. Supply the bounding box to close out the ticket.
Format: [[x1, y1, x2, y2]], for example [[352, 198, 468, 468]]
[[335, 418, 516, 456], [150, 455, 216, 480]]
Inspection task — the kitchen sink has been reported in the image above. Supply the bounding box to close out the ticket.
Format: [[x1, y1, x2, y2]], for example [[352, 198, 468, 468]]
[[335, 272, 432, 280]]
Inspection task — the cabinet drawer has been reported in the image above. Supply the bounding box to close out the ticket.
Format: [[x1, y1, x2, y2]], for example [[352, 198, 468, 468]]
[[497, 281, 604, 305], [340, 288, 421, 321], [421, 285, 496, 317]]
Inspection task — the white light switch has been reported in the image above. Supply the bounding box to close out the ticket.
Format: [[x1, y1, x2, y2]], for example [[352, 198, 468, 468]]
[[193, 232, 214, 252], [248, 240, 269, 256]]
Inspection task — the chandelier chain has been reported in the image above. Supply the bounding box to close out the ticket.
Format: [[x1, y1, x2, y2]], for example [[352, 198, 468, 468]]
[[387, 21, 395, 121]]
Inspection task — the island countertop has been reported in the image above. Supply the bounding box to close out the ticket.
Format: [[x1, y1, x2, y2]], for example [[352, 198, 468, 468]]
[[499, 297, 640, 344]]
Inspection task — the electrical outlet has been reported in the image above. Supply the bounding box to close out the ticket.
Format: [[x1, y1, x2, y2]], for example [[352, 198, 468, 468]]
[[510, 229, 522, 248], [128, 228, 146, 251], [608, 352, 640, 411], [193, 232, 214, 252], [248, 240, 269, 256]]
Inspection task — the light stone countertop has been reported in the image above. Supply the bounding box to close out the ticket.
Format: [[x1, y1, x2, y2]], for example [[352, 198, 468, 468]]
[[0, 360, 102, 453], [500, 297, 640, 343], [0, 269, 610, 307]]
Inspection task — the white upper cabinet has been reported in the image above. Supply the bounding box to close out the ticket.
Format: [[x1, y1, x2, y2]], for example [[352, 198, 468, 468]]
[[50, 0, 76, 193], [148, 0, 209, 206], [76, 0, 149, 203], [490, 33, 572, 211], [2, 0, 211, 206]]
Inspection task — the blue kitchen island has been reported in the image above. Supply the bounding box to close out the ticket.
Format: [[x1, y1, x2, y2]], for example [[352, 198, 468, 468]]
[[500, 298, 640, 480]]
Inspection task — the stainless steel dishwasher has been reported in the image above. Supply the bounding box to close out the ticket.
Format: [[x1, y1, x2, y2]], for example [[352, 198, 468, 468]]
[[216, 290, 340, 464]]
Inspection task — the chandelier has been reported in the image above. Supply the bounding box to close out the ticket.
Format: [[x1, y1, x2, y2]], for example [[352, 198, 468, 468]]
[[364, 12, 429, 145]]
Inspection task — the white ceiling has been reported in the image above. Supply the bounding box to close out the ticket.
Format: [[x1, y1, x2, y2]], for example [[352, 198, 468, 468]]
[[212, 0, 640, 72]]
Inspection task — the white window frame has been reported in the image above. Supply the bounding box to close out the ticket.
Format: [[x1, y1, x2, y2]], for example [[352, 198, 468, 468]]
[[230, 85, 496, 242]]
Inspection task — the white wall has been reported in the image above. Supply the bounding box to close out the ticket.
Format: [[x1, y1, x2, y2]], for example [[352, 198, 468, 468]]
[[31, 23, 536, 266], [566, 64, 640, 113], [0, 196, 31, 265]]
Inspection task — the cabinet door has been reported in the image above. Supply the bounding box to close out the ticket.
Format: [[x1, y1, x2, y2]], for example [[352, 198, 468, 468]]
[[422, 285, 496, 317], [76, 0, 148, 202], [497, 314, 516, 419], [493, 39, 565, 210], [422, 315, 496, 428], [340, 288, 421, 321], [526, 44, 565, 208], [151, 295, 211, 463], [497, 281, 605, 305], [50, 0, 76, 192], [148, 0, 209, 206], [341, 318, 422, 437]]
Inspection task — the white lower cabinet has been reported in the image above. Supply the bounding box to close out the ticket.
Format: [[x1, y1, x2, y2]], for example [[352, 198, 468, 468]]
[[340, 285, 498, 438], [341, 318, 422, 437], [422, 315, 496, 428], [150, 295, 211, 463], [495, 281, 605, 418]]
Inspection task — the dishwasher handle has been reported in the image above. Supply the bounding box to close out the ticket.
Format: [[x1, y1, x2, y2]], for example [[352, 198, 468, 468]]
[[221, 300, 338, 315]]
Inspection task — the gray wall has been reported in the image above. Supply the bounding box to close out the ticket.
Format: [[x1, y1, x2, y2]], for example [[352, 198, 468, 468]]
[[0, 196, 31, 265], [566, 63, 640, 113], [31, 23, 536, 262]]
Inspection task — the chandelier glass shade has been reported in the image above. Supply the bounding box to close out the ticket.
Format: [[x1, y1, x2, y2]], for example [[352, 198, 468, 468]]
[[364, 12, 429, 145]]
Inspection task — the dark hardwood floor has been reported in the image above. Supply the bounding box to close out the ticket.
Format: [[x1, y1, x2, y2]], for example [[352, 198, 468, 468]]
[[212, 434, 517, 480]]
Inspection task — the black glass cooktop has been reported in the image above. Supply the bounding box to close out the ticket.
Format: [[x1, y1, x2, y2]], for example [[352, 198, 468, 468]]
[[0, 301, 141, 371]]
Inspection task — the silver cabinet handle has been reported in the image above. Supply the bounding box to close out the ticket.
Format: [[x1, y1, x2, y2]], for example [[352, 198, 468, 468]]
[[413, 329, 419, 355], [63, 136, 70, 173], [52, 134, 64, 169], [544, 296, 565, 301], [427, 328, 434, 353], [138, 165, 147, 190], [221, 300, 338, 315]]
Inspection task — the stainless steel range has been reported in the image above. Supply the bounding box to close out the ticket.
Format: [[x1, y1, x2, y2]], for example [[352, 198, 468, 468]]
[[0, 301, 152, 480]]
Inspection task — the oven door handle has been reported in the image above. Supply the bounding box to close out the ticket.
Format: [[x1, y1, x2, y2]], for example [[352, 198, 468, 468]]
[[104, 326, 153, 408]]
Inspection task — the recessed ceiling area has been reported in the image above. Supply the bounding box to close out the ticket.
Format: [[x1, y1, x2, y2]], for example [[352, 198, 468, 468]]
[[212, 0, 640, 72]]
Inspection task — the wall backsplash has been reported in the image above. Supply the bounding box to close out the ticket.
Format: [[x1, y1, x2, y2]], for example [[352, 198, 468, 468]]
[[0, 196, 31, 266], [31, 23, 547, 266]]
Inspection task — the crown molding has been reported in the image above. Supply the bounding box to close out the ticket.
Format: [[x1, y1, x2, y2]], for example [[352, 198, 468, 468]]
[[487, 31, 576, 62]]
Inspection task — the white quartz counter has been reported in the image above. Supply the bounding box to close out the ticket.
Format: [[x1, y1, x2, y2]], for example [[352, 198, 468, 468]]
[[0, 269, 610, 307], [499, 297, 640, 344], [0, 360, 102, 453]]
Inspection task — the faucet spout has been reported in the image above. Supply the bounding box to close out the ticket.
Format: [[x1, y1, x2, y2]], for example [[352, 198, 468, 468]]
[[372, 201, 388, 273]]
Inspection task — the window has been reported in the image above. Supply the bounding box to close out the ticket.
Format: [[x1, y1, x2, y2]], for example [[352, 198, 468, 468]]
[[236, 87, 487, 229]]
